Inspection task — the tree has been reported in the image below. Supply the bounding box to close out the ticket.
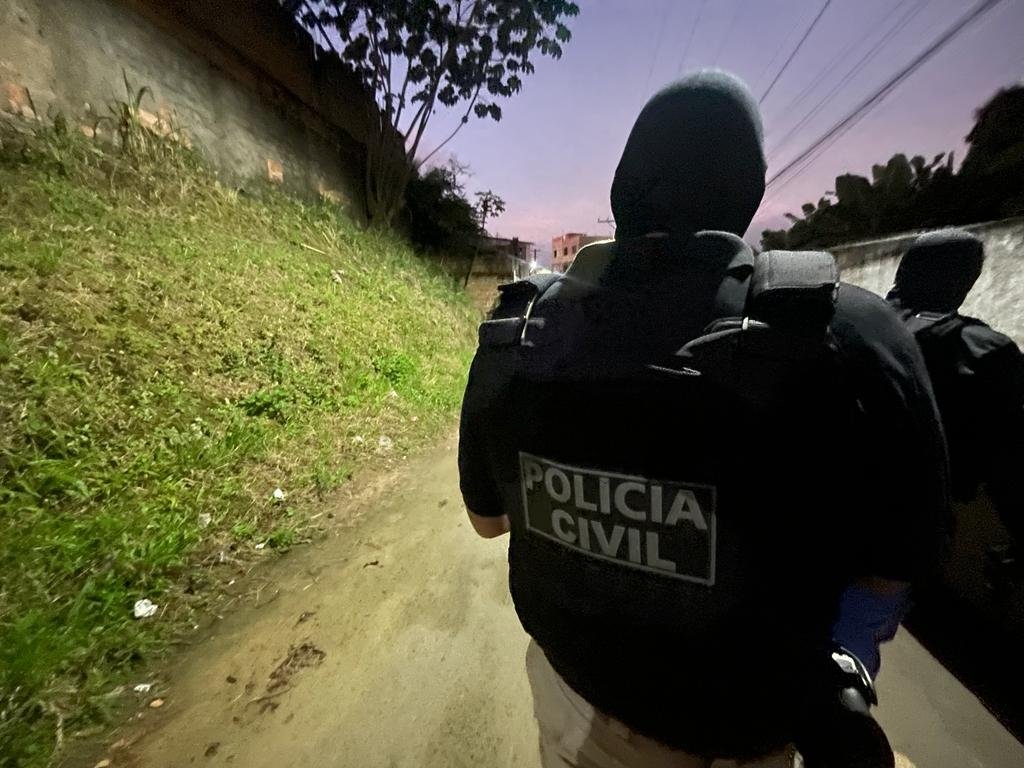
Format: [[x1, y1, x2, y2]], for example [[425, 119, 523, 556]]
[[403, 158, 480, 256], [761, 85, 1024, 251], [959, 84, 1024, 221], [463, 189, 506, 287], [473, 189, 506, 233], [761, 151, 965, 249], [289, 0, 579, 226]]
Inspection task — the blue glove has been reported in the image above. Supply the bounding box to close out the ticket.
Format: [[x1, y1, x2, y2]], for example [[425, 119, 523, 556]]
[[831, 583, 911, 678]]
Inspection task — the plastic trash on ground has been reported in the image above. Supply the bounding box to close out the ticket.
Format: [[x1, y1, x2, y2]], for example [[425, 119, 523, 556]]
[[133, 599, 158, 619]]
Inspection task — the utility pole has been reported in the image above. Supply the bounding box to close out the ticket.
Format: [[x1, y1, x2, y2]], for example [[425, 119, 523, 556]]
[[598, 216, 615, 234]]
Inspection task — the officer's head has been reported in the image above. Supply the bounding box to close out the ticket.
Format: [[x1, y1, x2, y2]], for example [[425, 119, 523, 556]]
[[610, 70, 766, 240], [889, 229, 985, 312]]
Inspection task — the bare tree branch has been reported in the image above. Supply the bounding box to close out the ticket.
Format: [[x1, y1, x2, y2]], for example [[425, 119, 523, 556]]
[[416, 84, 482, 169]]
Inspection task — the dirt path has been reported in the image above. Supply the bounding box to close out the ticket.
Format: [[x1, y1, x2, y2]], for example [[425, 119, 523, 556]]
[[102, 437, 536, 768], [90, 437, 1023, 768]]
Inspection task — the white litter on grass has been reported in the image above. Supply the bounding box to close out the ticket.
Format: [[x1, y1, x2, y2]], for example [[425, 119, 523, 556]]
[[378, 435, 394, 452], [197, 512, 212, 528], [133, 683, 153, 694], [254, 542, 267, 551], [352, 435, 365, 445], [272, 487, 286, 501], [133, 599, 158, 619]]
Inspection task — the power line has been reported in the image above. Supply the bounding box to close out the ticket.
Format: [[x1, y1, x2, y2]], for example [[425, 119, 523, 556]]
[[676, 0, 709, 76], [767, 0, 915, 135], [766, 0, 1007, 193], [757, 11, 805, 94], [759, 0, 833, 105], [761, 0, 925, 208], [767, 0, 927, 164], [713, 0, 745, 66], [644, 0, 673, 94]]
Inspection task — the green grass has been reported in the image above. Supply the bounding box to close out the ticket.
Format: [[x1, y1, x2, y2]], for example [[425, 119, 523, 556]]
[[0, 119, 478, 765]]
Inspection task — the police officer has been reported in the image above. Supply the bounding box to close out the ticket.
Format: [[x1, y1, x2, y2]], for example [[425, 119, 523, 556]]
[[459, 71, 948, 767], [887, 230, 1024, 583]]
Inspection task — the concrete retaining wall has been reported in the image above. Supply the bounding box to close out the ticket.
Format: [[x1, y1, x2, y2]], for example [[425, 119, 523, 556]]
[[0, 0, 373, 214]]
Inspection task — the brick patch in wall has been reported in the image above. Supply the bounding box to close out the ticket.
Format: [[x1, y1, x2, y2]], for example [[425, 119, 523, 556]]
[[318, 181, 347, 205], [137, 107, 173, 137], [267, 158, 284, 184], [2, 81, 36, 118]]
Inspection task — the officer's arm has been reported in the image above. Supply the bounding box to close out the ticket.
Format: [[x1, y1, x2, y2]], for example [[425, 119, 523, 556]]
[[458, 348, 511, 539], [830, 288, 950, 675], [467, 510, 511, 538], [835, 288, 950, 583]]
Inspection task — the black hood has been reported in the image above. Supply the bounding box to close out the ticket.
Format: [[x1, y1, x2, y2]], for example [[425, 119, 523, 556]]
[[887, 230, 984, 313], [611, 70, 766, 240]]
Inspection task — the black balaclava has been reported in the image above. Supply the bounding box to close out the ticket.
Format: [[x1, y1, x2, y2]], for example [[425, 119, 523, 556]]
[[610, 70, 766, 240], [887, 230, 985, 313]]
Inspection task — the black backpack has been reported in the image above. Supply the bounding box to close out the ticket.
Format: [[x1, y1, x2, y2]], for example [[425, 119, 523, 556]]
[[484, 249, 842, 412], [904, 311, 981, 501]]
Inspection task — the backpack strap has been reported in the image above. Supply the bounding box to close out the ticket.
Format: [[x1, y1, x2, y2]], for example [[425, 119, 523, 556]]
[[669, 250, 840, 381], [747, 250, 840, 332], [478, 273, 561, 349], [905, 310, 962, 339]]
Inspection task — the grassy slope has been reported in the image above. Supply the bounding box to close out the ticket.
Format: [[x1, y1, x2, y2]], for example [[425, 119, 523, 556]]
[[0, 124, 478, 765]]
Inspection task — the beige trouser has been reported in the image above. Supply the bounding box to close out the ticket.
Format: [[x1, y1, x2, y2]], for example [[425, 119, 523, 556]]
[[526, 641, 800, 768]]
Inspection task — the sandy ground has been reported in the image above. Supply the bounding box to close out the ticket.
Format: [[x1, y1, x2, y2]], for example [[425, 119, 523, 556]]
[[90, 438, 1024, 768]]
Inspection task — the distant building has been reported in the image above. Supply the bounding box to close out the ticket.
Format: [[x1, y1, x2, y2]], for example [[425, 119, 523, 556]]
[[464, 236, 537, 311], [551, 233, 609, 272], [480, 236, 533, 265]]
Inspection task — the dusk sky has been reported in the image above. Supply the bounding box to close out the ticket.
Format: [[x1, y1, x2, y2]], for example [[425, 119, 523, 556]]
[[419, 0, 1024, 260]]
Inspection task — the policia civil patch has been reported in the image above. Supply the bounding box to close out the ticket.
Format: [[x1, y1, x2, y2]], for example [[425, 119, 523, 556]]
[[519, 453, 717, 585]]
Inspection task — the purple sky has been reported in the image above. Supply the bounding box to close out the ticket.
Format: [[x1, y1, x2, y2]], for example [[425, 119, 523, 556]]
[[420, 0, 1024, 259]]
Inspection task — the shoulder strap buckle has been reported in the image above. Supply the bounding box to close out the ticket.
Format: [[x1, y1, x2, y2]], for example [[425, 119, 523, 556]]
[[747, 250, 839, 331], [478, 273, 560, 348]]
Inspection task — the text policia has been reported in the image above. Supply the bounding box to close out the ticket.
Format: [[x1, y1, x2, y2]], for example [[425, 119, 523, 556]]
[[519, 453, 717, 585]]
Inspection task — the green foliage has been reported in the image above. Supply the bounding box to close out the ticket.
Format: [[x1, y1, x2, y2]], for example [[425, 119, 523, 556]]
[[762, 85, 1024, 250], [402, 158, 480, 256], [959, 84, 1024, 221], [287, 0, 579, 224], [237, 386, 295, 421], [0, 120, 478, 765]]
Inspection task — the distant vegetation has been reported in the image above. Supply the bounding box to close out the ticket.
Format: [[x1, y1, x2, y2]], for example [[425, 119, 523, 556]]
[[402, 156, 505, 265], [0, 107, 477, 765], [762, 84, 1024, 249]]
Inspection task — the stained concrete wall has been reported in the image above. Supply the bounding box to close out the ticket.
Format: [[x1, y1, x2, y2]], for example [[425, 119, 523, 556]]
[[464, 253, 519, 313], [832, 218, 1024, 347], [0, 0, 372, 214]]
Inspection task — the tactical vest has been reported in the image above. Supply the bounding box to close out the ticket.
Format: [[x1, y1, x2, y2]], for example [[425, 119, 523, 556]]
[[477, 250, 863, 758]]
